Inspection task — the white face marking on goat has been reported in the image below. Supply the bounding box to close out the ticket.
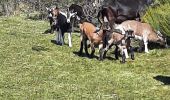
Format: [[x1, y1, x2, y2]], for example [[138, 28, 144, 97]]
[[157, 30, 163, 36], [66, 11, 77, 23], [157, 30, 164, 41], [104, 17, 108, 22], [156, 30, 167, 46], [49, 13, 52, 17], [46, 7, 53, 18]]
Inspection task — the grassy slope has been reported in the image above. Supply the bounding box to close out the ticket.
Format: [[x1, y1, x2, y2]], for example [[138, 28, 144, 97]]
[[0, 16, 170, 100]]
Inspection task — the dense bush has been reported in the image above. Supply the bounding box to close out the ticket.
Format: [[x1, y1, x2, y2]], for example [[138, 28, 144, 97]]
[[143, 0, 170, 36]]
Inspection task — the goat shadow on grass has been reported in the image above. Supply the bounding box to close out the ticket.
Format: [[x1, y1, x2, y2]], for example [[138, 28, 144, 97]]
[[51, 40, 69, 46], [105, 56, 117, 61], [153, 75, 170, 85], [148, 42, 167, 50], [73, 51, 116, 61], [73, 51, 98, 59], [51, 40, 62, 46], [32, 45, 50, 52], [42, 29, 52, 34]]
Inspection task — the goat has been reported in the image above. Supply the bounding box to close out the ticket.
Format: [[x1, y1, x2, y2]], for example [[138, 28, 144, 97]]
[[78, 22, 108, 59], [50, 7, 77, 47], [100, 30, 135, 63], [115, 20, 167, 53]]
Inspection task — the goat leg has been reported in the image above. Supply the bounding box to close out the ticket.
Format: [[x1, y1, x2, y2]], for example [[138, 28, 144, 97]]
[[50, 26, 54, 34], [68, 32, 72, 47], [138, 40, 144, 53], [121, 49, 126, 63], [99, 48, 105, 61], [98, 44, 104, 61], [114, 45, 119, 60], [130, 46, 135, 60], [79, 40, 84, 56], [144, 39, 149, 53], [56, 29, 61, 45], [90, 43, 95, 58], [84, 39, 90, 57], [61, 32, 65, 46]]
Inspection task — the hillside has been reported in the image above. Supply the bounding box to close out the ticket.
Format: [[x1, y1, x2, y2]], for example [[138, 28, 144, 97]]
[[0, 16, 169, 99]]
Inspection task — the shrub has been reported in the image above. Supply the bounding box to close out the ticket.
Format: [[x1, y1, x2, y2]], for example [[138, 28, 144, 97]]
[[143, 0, 170, 36]]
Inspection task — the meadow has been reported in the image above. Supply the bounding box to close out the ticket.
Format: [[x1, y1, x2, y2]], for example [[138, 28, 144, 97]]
[[0, 15, 169, 99]]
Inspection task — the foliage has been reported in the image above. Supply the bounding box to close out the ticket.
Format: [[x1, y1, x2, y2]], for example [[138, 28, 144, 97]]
[[0, 16, 170, 99], [143, 0, 170, 36]]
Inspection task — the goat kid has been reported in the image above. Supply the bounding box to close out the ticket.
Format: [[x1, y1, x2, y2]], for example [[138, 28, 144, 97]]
[[46, 7, 58, 34], [115, 20, 167, 53], [100, 30, 135, 63], [79, 22, 108, 59]]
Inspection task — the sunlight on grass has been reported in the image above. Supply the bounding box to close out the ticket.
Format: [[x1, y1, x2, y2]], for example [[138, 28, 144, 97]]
[[0, 16, 169, 99]]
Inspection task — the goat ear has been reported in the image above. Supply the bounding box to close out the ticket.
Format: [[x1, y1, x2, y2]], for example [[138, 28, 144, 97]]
[[46, 7, 49, 11]]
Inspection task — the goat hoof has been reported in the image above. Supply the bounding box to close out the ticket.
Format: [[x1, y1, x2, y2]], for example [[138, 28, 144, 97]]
[[115, 57, 119, 60], [56, 42, 62, 46], [121, 61, 125, 64], [98, 58, 103, 61], [131, 56, 135, 60], [89, 55, 93, 59], [86, 54, 90, 57], [69, 45, 72, 48], [121, 60, 126, 63], [78, 52, 82, 56]]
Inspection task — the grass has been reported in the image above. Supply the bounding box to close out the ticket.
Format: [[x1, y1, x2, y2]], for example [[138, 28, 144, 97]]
[[0, 16, 170, 100]]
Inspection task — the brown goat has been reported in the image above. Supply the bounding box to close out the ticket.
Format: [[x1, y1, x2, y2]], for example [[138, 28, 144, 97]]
[[115, 20, 167, 53], [101, 30, 134, 63], [78, 22, 108, 59]]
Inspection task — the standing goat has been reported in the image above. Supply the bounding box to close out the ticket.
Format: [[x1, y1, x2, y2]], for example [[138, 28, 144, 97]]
[[79, 22, 107, 59], [100, 30, 135, 63], [115, 20, 167, 53], [47, 7, 77, 47]]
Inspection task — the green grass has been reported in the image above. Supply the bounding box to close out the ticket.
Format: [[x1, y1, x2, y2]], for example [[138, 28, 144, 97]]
[[0, 16, 170, 100]]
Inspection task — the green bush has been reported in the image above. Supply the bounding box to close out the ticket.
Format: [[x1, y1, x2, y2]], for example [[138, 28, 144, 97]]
[[143, 0, 170, 36]]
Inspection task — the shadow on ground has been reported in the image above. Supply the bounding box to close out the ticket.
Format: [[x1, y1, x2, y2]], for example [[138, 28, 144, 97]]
[[153, 75, 170, 85], [73, 51, 118, 61], [42, 29, 52, 34], [32, 45, 50, 52]]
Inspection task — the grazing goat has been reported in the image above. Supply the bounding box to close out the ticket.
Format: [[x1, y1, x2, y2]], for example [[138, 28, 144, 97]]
[[100, 30, 135, 63], [115, 20, 167, 53], [78, 22, 108, 59]]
